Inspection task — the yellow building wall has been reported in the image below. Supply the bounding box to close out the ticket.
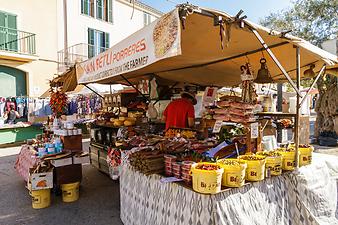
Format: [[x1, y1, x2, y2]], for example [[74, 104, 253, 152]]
[[0, 0, 58, 97]]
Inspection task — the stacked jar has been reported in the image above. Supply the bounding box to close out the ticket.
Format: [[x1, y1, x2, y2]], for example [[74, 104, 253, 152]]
[[172, 162, 182, 179], [181, 161, 194, 184], [164, 155, 177, 176]]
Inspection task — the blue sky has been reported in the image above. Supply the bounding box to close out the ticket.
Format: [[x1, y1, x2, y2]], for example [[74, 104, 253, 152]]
[[142, 0, 293, 23]]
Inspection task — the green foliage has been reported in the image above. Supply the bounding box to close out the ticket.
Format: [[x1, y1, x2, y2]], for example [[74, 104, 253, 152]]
[[260, 0, 338, 46]]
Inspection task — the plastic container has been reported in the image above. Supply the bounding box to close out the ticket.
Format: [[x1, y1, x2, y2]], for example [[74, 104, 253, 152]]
[[31, 189, 51, 209], [256, 151, 282, 176], [277, 149, 296, 171], [61, 182, 80, 203], [164, 155, 177, 163], [173, 171, 181, 179], [47, 147, 55, 155], [299, 146, 313, 166], [165, 165, 172, 176], [218, 159, 247, 187], [172, 162, 182, 171], [191, 162, 224, 194], [165, 162, 172, 168], [172, 167, 181, 174], [181, 161, 195, 169], [238, 155, 266, 182], [181, 167, 191, 175]]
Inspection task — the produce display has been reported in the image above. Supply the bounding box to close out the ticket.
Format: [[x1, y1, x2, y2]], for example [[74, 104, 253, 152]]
[[211, 99, 256, 123], [165, 128, 196, 139], [195, 164, 221, 170], [129, 150, 164, 175], [87, 88, 316, 196]]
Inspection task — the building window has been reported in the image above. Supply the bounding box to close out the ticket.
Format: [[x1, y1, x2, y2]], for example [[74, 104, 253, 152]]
[[81, 0, 94, 17], [88, 28, 109, 58], [0, 11, 18, 52], [96, 0, 113, 23], [143, 12, 151, 26]]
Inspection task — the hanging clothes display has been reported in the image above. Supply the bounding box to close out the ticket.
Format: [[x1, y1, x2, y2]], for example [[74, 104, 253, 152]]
[[68, 94, 102, 116]]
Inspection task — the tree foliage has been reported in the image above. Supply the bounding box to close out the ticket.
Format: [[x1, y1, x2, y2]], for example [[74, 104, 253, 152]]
[[260, 0, 338, 46], [260, 0, 338, 135]]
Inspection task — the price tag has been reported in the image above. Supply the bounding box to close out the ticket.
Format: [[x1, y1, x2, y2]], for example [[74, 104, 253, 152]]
[[251, 122, 259, 138], [212, 120, 223, 133]]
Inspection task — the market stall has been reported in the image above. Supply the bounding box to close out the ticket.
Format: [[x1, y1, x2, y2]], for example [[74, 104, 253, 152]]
[[71, 3, 338, 225]]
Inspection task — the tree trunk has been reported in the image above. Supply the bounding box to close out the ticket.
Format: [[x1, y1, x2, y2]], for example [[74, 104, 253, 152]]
[[314, 75, 338, 137]]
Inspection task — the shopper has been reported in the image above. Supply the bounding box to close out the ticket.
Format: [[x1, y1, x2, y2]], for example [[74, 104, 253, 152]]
[[4, 105, 20, 124], [162, 91, 196, 130]]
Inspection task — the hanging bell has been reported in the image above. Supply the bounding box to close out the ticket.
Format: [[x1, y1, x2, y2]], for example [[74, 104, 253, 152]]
[[303, 64, 315, 78], [254, 58, 273, 83]]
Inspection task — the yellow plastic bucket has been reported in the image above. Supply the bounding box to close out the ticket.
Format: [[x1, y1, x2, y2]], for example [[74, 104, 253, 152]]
[[31, 189, 51, 209], [238, 155, 266, 182], [61, 182, 80, 203], [287, 144, 314, 167], [277, 149, 296, 171], [299, 146, 313, 166], [218, 159, 247, 188], [191, 162, 224, 194], [256, 151, 282, 176]]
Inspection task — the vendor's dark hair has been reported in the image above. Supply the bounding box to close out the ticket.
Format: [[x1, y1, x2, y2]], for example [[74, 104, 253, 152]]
[[181, 93, 193, 100]]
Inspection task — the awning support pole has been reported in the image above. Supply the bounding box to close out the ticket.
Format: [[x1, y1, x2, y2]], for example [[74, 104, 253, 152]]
[[120, 75, 149, 102], [294, 46, 301, 169], [251, 29, 302, 97], [84, 84, 104, 99], [299, 64, 326, 107]]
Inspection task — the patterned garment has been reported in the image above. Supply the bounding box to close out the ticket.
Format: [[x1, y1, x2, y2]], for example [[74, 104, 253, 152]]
[[15, 145, 39, 182]]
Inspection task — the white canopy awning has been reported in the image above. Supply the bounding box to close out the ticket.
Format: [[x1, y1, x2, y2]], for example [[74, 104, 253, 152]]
[[76, 5, 337, 87]]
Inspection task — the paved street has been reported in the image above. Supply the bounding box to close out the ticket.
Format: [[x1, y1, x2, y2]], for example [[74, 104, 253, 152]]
[[0, 142, 337, 225], [0, 145, 123, 225]]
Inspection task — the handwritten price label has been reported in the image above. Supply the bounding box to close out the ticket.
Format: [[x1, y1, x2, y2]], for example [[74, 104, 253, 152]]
[[213, 120, 223, 133]]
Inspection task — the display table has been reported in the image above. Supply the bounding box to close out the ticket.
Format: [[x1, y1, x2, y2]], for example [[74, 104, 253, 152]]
[[120, 153, 338, 225]]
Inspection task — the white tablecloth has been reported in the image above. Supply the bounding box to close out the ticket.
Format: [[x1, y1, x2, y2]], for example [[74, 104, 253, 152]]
[[120, 153, 338, 225]]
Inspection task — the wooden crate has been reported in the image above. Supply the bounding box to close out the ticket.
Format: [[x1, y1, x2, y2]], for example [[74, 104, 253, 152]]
[[53, 164, 82, 185], [61, 135, 83, 152]]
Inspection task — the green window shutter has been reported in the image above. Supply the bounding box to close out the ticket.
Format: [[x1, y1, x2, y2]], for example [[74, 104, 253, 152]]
[[0, 12, 6, 50], [108, 0, 113, 23], [97, 0, 103, 19], [83, 0, 89, 15], [105, 32, 109, 49], [7, 14, 17, 51], [0, 12, 6, 27], [88, 28, 95, 57], [81, 0, 84, 14]]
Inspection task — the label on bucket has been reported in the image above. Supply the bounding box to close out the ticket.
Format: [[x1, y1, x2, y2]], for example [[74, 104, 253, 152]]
[[266, 164, 281, 176], [200, 181, 220, 190], [227, 172, 244, 186]]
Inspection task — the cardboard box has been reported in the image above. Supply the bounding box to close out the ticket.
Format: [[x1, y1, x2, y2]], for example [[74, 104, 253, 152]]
[[73, 154, 90, 164], [51, 157, 73, 167], [54, 164, 82, 185], [60, 135, 83, 152], [30, 169, 53, 190]]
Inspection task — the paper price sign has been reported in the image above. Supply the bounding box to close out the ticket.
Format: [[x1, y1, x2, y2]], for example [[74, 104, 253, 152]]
[[251, 122, 259, 138], [213, 120, 223, 133]]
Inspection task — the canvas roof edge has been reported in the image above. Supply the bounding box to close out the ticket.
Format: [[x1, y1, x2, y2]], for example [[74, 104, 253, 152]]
[[51, 66, 78, 93], [76, 4, 338, 87]]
